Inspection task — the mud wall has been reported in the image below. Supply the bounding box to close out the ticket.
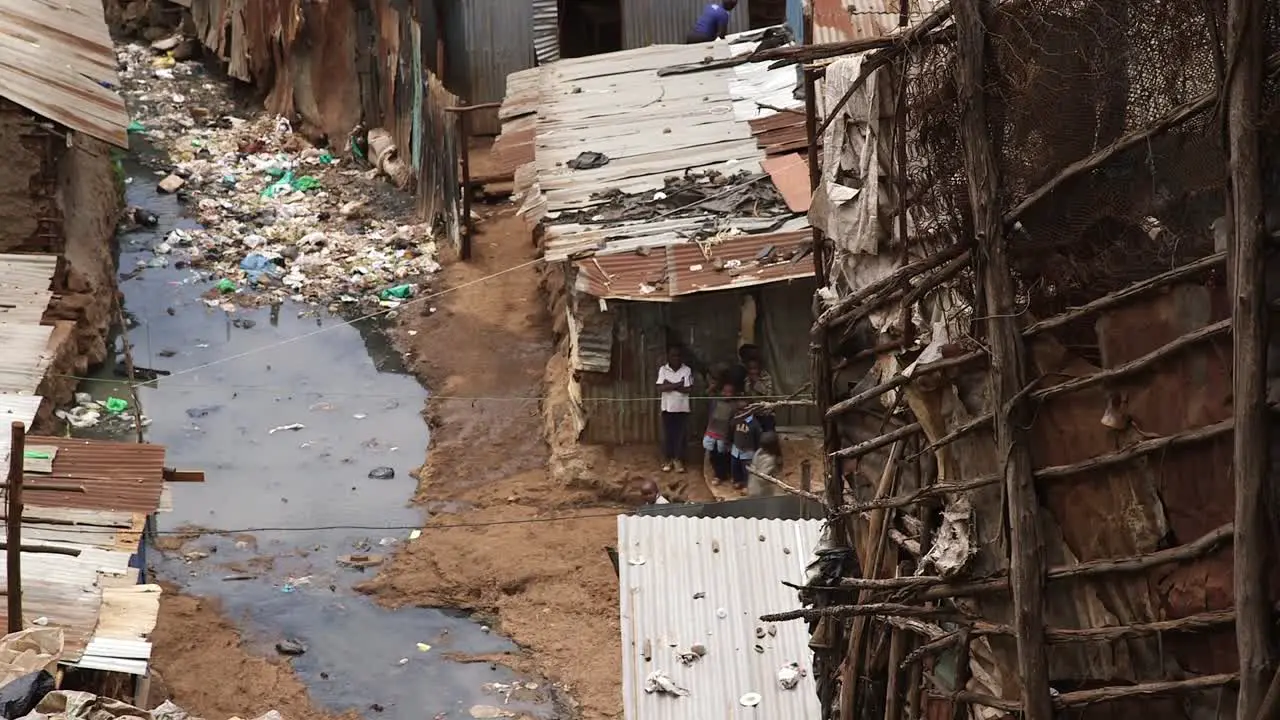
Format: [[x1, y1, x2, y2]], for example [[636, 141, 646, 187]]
[[0, 102, 121, 425]]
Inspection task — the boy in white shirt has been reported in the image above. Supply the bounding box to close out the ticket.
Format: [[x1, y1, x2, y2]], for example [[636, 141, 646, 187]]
[[655, 345, 694, 472]]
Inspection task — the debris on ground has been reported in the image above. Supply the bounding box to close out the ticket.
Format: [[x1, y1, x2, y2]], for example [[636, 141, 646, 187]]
[[55, 393, 151, 431], [115, 43, 442, 311], [337, 553, 384, 569], [367, 466, 396, 480], [275, 639, 308, 656], [19, 691, 281, 720], [643, 670, 689, 697]]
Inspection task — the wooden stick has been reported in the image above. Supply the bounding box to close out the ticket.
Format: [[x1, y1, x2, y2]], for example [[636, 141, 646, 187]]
[[746, 467, 825, 502], [1228, 0, 1272, 713], [1023, 252, 1226, 337], [760, 602, 960, 622], [839, 419, 1233, 515], [6, 422, 22, 633], [814, 244, 969, 332], [825, 351, 985, 419], [831, 423, 922, 459], [944, 674, 1237, 712], [1034, 318, 1231, 402]]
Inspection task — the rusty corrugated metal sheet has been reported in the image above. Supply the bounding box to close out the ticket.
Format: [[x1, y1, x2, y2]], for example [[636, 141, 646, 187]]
[[0, 0, 129, 148], [617, 515, 822, 720], [575, 231, 814, 301], [762, 153, 811, 212], [812, 0, 941, 44], [621, 0, 751, 48], [23, 436, 166, 514], [461, 0, 534, 135]]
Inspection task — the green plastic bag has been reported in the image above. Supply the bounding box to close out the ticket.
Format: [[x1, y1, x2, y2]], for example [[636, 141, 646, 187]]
[[319, 152, 334, 164], [127, 120, 146, 134], [23, 451, 51, 460], [217, 278, 237, 293], [380, 284, 413, 300], [292, 175, 321, 192], [104, 397, 129, 414]]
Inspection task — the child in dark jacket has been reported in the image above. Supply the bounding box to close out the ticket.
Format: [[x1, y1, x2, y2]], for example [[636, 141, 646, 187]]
[[730, 408, 763, 491], [702, 380, 737, 484]]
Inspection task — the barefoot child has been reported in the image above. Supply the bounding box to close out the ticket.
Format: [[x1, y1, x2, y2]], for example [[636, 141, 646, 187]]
[[702, 379, 737, 485]]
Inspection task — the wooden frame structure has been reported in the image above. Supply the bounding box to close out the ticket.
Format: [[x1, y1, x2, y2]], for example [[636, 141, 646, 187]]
[[753, 0, 1279, 717]]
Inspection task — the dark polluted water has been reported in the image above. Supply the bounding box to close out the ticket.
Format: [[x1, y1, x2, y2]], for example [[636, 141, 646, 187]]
[[80, 149, 550, 720]]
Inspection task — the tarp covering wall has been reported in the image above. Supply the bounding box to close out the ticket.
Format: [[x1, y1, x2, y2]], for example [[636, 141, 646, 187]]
[[186, 0, 462, 246]]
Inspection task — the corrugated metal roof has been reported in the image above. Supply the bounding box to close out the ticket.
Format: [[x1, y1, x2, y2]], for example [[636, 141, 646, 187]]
[[812, 0, 943, 45], [23, 436, 167, 514], [576, 230, 814, 300], [617, 514, 822, 719], [0, 254, 56, 325], [0, 0, 130, 148], [0, 325, 54, 395], [461, 0, 534, 133], [74, 584, 161, 676]]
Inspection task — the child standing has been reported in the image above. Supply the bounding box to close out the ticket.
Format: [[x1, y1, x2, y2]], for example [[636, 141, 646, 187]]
[[702, 380, 737, 485], [748, 431, 783, 497], [655, 345, 693, 472], [730, 408, 762, 491]]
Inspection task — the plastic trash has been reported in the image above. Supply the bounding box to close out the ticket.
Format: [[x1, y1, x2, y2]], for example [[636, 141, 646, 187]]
[[777, 663, 802, 690], [216, 278, 237, 293], [643, 670, 689, 697], [275, 639, 307, 655], [292, 175, 321, 191], [379, 284, 414, 300], [0, 670, 54, 719], [368, 466, 395, 480], [104, 397, 129, 414], [319, 152, 334, 164], [269, 423, 306, 435], [127, 120, 147, 134]]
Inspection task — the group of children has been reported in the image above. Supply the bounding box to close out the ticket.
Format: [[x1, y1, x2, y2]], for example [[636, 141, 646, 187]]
[[655, 343, 783, 496]]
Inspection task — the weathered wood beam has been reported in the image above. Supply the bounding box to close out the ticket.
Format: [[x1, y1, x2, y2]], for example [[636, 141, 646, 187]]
[[943, 674, 1237, 712], [1226, 0, 1272, 713], [825, 351, 985, 419], [838, 418, 1232, 516], [814, 244, 969, 332], [831, 422, 922, 459]]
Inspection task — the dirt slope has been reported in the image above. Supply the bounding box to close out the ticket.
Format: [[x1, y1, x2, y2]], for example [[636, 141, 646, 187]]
[[363, 206, 625, 720]]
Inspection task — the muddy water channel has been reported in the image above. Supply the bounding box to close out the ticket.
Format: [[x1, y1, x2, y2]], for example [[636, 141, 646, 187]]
[[83, 154, 549, 719]]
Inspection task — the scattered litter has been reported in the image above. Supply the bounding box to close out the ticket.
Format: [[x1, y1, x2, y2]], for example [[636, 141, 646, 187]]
[[480, 625, 490, 633], [408, 529, 423, 540], [777, 663, 803, 690], [692, 591, 705, 599], [275, 639, 308, 656], [221, 574, 256, 581], [157, 174, 186, 193], [468, 706, 514, 719], [182, 550, 209, 562], [56, 397, 151, 431], [368, 466, 396, 480], [644, 670, 689, 697], [767, 624, 778, 636], [104, 397, 130, 414], [338, 553, 384, 569], [566, 151, 610, 170], [269, 423, 306, 434], [31, 617, 48, 626], [627, 555, 647, 566], [739, 692, 762, 707], [416, 642, 432, 652]]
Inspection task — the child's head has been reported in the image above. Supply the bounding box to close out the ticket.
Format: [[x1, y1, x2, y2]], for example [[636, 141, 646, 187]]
[[745, 357, 762, 378], [738, 343, 760, 364], [759, 431, 781, 454], [720, 378, 737, 396], [666, 345, 682, 366]]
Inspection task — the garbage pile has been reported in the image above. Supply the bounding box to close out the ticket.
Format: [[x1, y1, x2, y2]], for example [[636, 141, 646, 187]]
[[115, 42, 441, 310], [55, 393, 151, 432], [16, 692, 281, 720], [564, 169, 793, 225]]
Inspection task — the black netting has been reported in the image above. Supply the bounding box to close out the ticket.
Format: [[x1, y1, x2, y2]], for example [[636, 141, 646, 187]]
[[898, 0, 1274, 319]]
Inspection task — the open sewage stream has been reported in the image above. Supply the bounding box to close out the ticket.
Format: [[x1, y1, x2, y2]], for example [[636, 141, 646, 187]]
[[73, 148, 552, 720]]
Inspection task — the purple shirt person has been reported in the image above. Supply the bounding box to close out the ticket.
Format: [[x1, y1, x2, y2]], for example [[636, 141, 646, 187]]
[[686, 0, 738, 43]]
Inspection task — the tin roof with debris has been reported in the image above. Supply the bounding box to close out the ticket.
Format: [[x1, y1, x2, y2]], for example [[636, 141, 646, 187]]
[[504, 29, 815, 290], [0, 0, 130, 147], [811, 0, 943, 45], [617, 514, 822, 719]]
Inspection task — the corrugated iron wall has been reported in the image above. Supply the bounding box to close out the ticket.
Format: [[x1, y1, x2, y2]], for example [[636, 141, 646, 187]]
[[786, 0, 805, 41], [579, 284, 818, 445], [622, 0, 752, 48], [458, 0, 535, 135], [185, 0, 462, 249], [533, 0, 561, 64]]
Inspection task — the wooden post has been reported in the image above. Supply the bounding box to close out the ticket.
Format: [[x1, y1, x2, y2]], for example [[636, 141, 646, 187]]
[[7, 422, 23, 633], [1225, 0, 1271, 714], [458, 100, 473, 261], [952, 1, 1052, 719]]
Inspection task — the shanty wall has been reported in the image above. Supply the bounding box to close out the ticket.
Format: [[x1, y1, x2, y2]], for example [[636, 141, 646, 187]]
[[0, 101, 120, 414], [577, 280, 819, 445], [187, 0, 462, 246]]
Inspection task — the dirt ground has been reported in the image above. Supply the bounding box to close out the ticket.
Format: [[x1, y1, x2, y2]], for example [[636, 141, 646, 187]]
[[360, 200, 628, 720], [148, 589, 354, 720]]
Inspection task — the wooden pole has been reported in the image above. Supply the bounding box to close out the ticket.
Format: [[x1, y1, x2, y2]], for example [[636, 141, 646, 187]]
[[7, 422, 24, 633], [458, 100, 473, 261], [952, 1, 1051, 719], [1226, 0, 1271, 713]]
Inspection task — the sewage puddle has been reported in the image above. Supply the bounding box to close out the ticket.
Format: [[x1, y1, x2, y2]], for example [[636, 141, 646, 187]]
[[79, 151, 551, 720]]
